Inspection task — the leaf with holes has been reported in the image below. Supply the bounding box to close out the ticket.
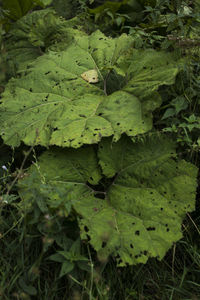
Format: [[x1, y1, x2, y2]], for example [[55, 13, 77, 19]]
[[3, 8, 84, 79], [1, 30, 180, 147], [18, 135, 198, 266], [18, 145, 101, 216], [94, 135, 197, 265]]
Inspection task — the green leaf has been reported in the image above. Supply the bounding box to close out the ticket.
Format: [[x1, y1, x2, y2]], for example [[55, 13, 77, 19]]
[[48, 253, 66, 263], [2, 0, 34, 21], [51, 0, 80, 19], [48, 252, 76, 277], [19, 135, 198, 266], [171, 96, 188, 114], [89, 0, 127, 15], [98, 135, 197, 217], [18, 145, 101, 215], [122, 49, 180, 100], [58, 250, 88, 262], [1, 30, 180, 147], [75, 136, 197, 266], [59, 261, 74, 277], [3, 9, 84, 78], [18, 277, 37, 296], [3, 9, 61, 77], [35, 0, 53, 7], [161, 108, 176, 120]]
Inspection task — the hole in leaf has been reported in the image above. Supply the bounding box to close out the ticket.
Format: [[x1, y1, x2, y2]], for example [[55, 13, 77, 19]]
[[166, 228, 170, 232], [94, 193, 105, 199], [29, 88, 33, 92], [45, 71, 50, 75], [84, 226, 89, 232], [130, 244, 134, 249], [86, 234, 91, 241], [135, 230, 140, 236], [147, 227, 155, 231], [160, 207, 163, 211], [117, 123, 120, 126], [102, 241, 107, 248]]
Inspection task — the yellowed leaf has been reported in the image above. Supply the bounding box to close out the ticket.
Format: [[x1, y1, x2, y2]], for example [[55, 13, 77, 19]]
[[81, 69, 99, 83]]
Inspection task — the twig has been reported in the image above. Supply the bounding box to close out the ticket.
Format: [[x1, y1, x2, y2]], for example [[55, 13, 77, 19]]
[[6, 145, 34, 195]]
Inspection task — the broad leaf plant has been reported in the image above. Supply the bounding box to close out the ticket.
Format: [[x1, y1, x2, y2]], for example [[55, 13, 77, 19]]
[[0, 9, 198, 266]]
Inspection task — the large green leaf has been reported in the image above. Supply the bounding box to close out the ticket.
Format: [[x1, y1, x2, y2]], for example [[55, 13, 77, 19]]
[[18, 135, 198, 266], [1, 30, 180, 147], [18, 146, 101, 215], [2, 0, 53, 22], [3, 9, 84, 78], [76, 135, 197, 265], [3, 9, 60, 77], [98, 135, 197, 219], [122, 49, 180, 100], [2, 0, 34, 21]]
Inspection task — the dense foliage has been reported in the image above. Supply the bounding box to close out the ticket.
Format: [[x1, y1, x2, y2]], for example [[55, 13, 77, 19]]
[[0, 0, 200, 299]]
